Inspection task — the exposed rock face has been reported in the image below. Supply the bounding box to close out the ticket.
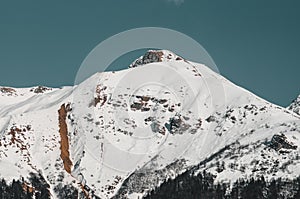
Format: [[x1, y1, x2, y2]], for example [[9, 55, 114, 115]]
[[288, 95, 300, 115], [0, 87, 17, 96], [270, 134, 297, 151], [30, 86, 52, 94], [58, 104, 73, 174], [90, 84, 107, 107], [150, 121, 166, 135], [129, 50, 183, 68], [165, 115, 188, 134]]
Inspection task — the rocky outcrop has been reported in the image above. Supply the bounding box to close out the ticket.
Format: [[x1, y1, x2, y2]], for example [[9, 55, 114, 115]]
[[129, 50, 183, 68], [90, 85, 107, 107], [270, 134, 297, 151], [30, 86, 52, 94], [165, 114, 192, 135], [0, 87, 17, 96]]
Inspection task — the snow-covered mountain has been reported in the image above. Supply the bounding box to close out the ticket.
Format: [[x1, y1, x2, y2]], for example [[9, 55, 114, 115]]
[[0, 50, 299, 199], [288, 95, 300, 115]]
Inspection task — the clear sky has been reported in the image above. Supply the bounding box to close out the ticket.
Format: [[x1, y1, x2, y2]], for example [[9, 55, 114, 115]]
[[0, 0, 299, 107]]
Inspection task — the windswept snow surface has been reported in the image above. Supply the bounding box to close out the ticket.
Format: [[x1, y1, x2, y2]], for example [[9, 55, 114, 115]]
[[0, 50, 299, 198]]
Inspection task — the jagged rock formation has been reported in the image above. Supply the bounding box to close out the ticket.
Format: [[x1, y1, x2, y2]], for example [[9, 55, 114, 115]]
[[30, 86, 53, 94], [129, 50, 183, 68], [0, 87, 16, 96], [269, 134, 297, 151]]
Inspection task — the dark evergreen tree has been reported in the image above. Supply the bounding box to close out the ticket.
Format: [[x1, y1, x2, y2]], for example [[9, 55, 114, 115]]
[[11, 179, 24, 199], [26, 186, 33, 199], [230, 180, 239, 199], [28, 172, 50, 199], [294, 177, 300, 199], [54, 183, 79, 199], [0, 179, 8, 199], [268, 179, 279, 199]]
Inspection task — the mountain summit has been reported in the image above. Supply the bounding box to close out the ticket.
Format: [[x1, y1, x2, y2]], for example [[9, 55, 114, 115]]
[[0, 50, 299, 199], [129, 50, 183, 68]]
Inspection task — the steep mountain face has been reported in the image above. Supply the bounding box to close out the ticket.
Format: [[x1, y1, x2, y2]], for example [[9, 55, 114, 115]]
[[0, 50, 299, 199], [288, 95, 300, 115]]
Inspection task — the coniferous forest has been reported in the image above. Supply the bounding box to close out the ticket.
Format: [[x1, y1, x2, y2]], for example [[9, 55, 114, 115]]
[[0, 172, 80, 199], [145, 171, 300, 199], [1, 171, 300, 199], [0, 173, 50, 199]]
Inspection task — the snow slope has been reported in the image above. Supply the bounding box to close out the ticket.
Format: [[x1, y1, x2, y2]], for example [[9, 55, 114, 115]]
[[288, 95, 300, 115], [0, 50, 299, 199]]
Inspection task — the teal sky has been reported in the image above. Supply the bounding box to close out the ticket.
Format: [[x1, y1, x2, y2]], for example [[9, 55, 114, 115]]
[[0, 0, 299, 107]]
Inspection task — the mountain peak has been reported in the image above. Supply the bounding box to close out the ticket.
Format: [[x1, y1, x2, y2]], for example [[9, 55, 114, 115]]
[[288, 95, 300, 115], [129, 50, 183, 68], [0, 54, 300, 198]]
